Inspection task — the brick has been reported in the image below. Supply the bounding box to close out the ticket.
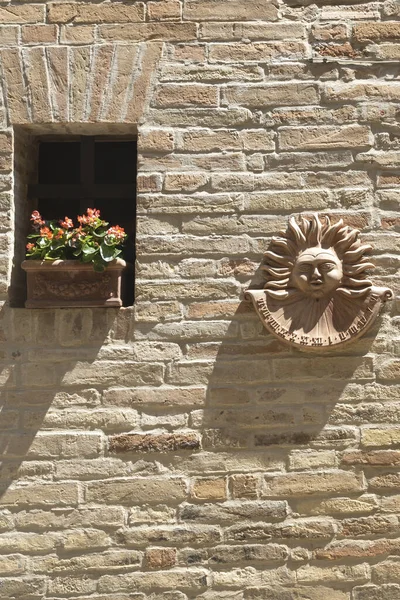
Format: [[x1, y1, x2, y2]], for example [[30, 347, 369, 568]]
[[243, 191, 330, 213], [354, 585, 400, 600], [0, 483, 79, 507], [297, 564, 370, 584], [273, 357, 374, 381], [148, 0, 181, 20], [161, 63, 264, 82], [22, 24, 57, 44], [150, 107, 251, 128], [324, 82, 400, 102], [361, 426, 400, 447], [99, 23, 197, 42], [0, 578, 46, 597], [230, 474, 260, 499], [295, 495, 378, 517], [313, 23, 349, 41], [353, 22, 400, 43], [60, 24, 94, 44], [0, 532, 57, 554], [378, 359, 400, 381], [49, 576, 97, 596], [103, 386, 205, 407], [154, 84, 218, 107], [183, 0, 278, 21], [209, 543, 287, 565], [245, 588, 349, 600], [263, 471, 365, 497], [226, 518, 335, 542], [279, 125, 372, 150], [15, 506, 125, 530], [342, 450, 400, 465], [340, 516, 398, 538], [225, 83, 318, 107], [86, 478, 187, 504], [180, 500, 287, 523], [192, 477, 227, 500], [369, 473, 400, 491], [164, 173, 209, 192], [146, 548, 177, 569], [109, 432, 200, 453], [61, 529, 112, 552], [0, 5, 45, 23], [120, 525, 221, 546], [0, 555, 26, 575], [139, 129, 175, 152], [61, 361, 164, 387], [316, 540, 400, 561], [98, 569, 208, 593], [0, 25, 18, 45], [48, 2, 145, 23], [211, 41, 308, 62]]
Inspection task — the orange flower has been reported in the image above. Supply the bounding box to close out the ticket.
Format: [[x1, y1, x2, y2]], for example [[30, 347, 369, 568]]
[[26, 242, 35, 251], [40, 226, 53, 240], [54, 229, 64, 240], [60, 216, 73, 229]]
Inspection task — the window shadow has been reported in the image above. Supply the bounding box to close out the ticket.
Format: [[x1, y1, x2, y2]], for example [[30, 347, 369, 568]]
[[0, 304, 131, 500]]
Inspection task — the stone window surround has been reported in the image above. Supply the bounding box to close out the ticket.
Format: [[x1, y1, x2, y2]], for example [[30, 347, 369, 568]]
[[5, 41, 163, 306]]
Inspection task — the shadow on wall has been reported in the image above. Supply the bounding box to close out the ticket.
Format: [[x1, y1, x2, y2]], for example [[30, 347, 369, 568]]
[[202, 262, 382, 457], [0, 304, 124, 498]]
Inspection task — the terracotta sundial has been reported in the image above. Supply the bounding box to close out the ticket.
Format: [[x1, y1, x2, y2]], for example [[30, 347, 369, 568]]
[[245, 213, 393, 351]]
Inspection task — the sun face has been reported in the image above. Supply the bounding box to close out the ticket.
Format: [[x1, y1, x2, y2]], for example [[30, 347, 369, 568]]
[[262, 214, 374, 301], [292, 247, 343, 298]]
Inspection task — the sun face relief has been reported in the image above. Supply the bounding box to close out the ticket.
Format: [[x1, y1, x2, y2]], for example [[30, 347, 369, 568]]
[[245, 213, 394, 350], [292, 248, 343, 298]]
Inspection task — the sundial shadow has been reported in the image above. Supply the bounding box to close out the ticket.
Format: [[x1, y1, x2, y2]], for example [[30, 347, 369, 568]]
[[0, 303, 123, 499], [199, 259, 383, 511]]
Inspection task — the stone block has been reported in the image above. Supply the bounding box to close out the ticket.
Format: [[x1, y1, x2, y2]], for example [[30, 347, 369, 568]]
[[48, 2, 145, 23], [109, 432, 200, 453], [183, 0, 278, 21], [86, 478, 187, 504]]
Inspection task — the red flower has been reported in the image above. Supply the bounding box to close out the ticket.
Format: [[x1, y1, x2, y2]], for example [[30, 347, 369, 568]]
[[60, 216, 73, 229], [78, 208, 101, 226], [106, 225, 126, 242], [26, 243, 35, 252], [31, 210, 45, 227], [40, 226, 53, 240]]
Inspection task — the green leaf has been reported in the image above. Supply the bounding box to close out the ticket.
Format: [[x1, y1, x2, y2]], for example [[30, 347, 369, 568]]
[[100, 242, 116, 262], [82, 244, 98, 255]]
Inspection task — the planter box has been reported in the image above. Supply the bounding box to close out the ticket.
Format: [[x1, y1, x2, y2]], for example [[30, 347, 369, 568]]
[[21, 259, 129, 308]]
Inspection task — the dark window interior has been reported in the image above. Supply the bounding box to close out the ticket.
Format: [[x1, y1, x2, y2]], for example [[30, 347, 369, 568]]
[[29, 137, 137, 305]]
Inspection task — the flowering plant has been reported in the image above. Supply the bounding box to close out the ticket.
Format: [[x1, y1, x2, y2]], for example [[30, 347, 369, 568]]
[[25, 208, 127, 272]]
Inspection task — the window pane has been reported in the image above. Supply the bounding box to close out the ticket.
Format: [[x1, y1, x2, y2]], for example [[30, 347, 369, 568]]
[[95, 141, 136, 184], [37, 199, 80, 222], [38, 142, 80, 184]]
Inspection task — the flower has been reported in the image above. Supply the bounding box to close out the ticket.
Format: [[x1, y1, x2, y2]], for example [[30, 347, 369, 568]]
[[60, 216, 73, 229], [31, 210, 45, 227], [106, 225, 126, 243], [26, 208, 127, 270], [40, 226, 53, 240], [78, 208, 102, 226]]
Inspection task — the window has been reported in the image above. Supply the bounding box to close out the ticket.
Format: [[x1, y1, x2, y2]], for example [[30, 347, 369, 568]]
[[28, 136, 137, 305]]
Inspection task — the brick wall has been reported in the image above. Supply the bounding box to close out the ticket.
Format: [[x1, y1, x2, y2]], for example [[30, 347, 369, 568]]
[[1, 1, 400, 599]]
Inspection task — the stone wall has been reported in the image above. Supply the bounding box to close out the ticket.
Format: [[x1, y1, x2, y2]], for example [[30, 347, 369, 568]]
[[1, 1, 400, 599]]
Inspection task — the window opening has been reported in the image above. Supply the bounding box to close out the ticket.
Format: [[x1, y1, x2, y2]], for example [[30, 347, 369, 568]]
[[28, 136, 137, 305]]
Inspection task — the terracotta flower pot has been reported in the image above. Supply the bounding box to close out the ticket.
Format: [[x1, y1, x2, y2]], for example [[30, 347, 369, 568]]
[[21, 258, 129, 308]]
